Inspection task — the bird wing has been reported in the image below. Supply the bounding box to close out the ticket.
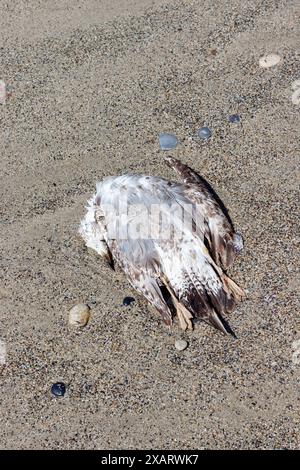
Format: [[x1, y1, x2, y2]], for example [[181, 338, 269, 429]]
[[164, 156, 243, 270]]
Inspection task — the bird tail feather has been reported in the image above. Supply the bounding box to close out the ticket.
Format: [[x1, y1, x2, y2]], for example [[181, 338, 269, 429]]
[[160, 245, 244, 337]]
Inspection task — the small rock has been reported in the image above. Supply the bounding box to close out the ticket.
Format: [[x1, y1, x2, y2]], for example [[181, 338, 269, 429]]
[[175, 339, 188, 351], [123, 296, 135, 306], [259, 54, 281, 68], [291, 80, 300, 105], [292, 339, 300, 350], [69, 303, 91, 327], [0, 80, 7, 104], [291, 79, 300, 91], [159, 133, 178, 150], [197, 127, 211, 140], [228, 114, 240, 123], [233, 95, 245, 103], [51, 382, 66, 397]]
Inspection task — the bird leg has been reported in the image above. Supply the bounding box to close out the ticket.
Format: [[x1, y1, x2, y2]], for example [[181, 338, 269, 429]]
[[222, 275, 245, 301], [176, 302, 194, 331], [201, 246, 245, 301]]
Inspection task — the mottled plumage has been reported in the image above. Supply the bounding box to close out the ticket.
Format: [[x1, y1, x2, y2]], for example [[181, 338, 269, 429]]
[[79, 156, 244, 337]]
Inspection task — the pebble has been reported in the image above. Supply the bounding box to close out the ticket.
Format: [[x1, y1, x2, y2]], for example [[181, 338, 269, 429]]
[[291, 80, 300, 105], [0, 80, 7, 104], [291, 79, 300, 91], [233, 95, 245, 103], [123, 296, 135, 306], [228, 114, 240, 123], [51, 382, 66, 397], [197, 127, 211, 140], [175, 339, 188, 351], [68, 303, 91, 327], [159, 133, 178, 150], [259, 54, 281, 68]]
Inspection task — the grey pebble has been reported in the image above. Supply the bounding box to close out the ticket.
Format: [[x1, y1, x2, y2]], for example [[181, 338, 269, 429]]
[[159, 133, 178, 150], [197, 127, 211, 140], [175, 339, 188, 351]]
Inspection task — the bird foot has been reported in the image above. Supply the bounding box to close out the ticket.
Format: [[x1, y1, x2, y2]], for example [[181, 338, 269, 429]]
[[177, 304, 193, 331], [160, 275, 194, 331], [223, 275, 245, 301]]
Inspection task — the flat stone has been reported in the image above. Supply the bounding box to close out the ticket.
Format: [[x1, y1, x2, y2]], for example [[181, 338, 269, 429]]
[[159, 133, 178, 150], [259, 54, 281, 68], [175, 339, 188, 351], [197, 127, 211, 140]]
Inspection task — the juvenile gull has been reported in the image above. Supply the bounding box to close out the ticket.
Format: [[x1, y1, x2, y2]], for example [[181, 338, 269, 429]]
[[79, 156, 244, 336]]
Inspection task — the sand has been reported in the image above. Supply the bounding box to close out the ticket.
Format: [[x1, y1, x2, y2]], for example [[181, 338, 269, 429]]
[[0, 0, 299, 450]]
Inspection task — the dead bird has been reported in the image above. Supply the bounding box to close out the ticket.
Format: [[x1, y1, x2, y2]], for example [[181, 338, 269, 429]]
[[79, 156, 244, 337]]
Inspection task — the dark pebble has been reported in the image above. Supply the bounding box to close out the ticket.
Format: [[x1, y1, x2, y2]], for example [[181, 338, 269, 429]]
[[51, 382, 66, 397], [122, 296, 135, 306], [228, 114, 241, 123]]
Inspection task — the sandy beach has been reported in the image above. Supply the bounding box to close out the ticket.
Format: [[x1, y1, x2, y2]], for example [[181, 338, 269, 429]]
[[0, 0, 299, 449]]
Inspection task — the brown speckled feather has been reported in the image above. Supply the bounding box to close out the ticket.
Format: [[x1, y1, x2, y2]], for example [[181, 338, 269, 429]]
[[164, 156, 243, 270]]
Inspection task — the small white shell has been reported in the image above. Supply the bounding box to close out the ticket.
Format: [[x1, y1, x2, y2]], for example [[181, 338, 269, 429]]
[[0, 80, 7, 104], [291, 80, 300, 105], [259, 54, 281, 68], [175, 339, 188, 351], [69, 303, 91, 327], [291, 79, 300, 91], [292, 89, 300, 105]]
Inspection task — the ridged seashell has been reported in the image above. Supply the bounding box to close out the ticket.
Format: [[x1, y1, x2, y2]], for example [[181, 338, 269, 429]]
[[259, 54, 281, 68], [175, 339, 188, 351], [69, 303, 91, 327]]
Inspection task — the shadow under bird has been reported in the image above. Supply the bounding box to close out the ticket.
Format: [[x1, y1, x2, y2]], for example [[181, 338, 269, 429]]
[[79, 156, 244, 337]]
